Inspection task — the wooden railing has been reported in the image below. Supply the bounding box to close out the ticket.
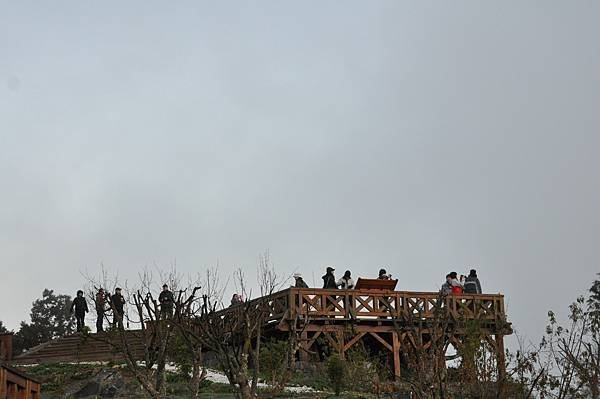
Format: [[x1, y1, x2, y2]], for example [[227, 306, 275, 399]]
[[0, 363, 41, 399], [288, 288, 506, 323], [219, 288, 507, 326]]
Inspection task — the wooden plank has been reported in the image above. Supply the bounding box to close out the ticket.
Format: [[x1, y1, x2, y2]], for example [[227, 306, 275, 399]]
[[369, 332, 393, 352], [306, 331, 322, 351], [343, 332, 366, 352], [0, 368, 6, 399]]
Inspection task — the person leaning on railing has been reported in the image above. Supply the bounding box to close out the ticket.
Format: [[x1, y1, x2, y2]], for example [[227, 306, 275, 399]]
[[293, 273, 309, 288]]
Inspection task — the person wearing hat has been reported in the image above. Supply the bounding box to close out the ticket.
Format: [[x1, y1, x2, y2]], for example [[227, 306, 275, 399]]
[[159, 284, 175, 318], [337, 270, 354, 290], [110, 287, 126, 329], [293, 273, 309, 288], [70, 290, 89, 332], [463, 269, 481, 294], [322, 266, 337, 289], [95, 288, 107, 332], [378, 268, 391, 280]]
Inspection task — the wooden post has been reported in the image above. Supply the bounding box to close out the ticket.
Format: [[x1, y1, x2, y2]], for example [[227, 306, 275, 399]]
[[392, 331, 401, 380], [0, 333, 13, 361], [0, 367, 5, 399], [300, 331, 309, 363], [496, 334, 507, 399], [337, 330, 345, 359]]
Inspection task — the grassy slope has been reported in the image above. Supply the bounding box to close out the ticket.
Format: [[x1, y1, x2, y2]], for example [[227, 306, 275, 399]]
[[16, 363, 377, 399]]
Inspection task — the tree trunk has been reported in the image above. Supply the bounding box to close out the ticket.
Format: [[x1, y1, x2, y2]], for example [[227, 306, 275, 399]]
[[155, 358, 166, 396], [189, 347, 206, 398], [239, 382, 253, 399]]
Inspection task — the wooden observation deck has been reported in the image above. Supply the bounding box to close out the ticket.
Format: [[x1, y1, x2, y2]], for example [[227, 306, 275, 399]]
[[222, 286, 511, 379]]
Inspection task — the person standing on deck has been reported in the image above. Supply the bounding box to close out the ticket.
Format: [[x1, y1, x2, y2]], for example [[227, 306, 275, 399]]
[[322, 267, 337, 289], [463, 269, 482, 294], [95, 288, 107, 333], [159, 284, 175, 318], [70, 290, 88, 332], [449, 272, 463, 294], [110, 288, 126, 329], [440, 274, 453, 296], [322, 267, 338, 317], [337, 270, 354, 289]]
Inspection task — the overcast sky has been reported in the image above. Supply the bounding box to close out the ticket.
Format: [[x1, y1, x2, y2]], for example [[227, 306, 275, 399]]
[[1, 1, 599, 346]]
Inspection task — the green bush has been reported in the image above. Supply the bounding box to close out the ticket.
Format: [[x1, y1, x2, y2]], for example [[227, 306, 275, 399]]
[[259, 339, 289, 386], [344, 343, 381, 393], [326, 354, 347, 396]]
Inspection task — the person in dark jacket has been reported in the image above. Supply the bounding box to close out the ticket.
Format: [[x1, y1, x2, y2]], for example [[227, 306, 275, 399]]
[[378, 268, 391, 280], [230, 294, 244, 306], [322, 267, 337, 316], [463, 269, 482, 294], [95, 288, 107, 332], [322, 267, 337, 289], [293, 273, 309, 288], [110, 288, 125, 329], [159, 284, 175, 318], [70, 290, 89, 332], [440, 274, 453, 296]]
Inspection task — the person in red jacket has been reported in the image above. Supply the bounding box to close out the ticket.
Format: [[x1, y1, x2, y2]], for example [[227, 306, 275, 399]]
[[449, 272, 464, 294]]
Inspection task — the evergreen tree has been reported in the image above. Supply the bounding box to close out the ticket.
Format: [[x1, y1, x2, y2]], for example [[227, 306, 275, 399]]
[[0, 320, 10, 334], [13, 289, 74, 354]]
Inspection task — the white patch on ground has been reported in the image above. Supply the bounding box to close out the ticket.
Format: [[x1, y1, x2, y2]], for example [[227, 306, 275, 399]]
[[204, 369, 230, 385], [203, 368, 318, 393]]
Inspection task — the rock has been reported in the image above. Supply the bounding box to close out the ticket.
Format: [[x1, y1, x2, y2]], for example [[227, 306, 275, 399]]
[[71, 368, 125, 398]]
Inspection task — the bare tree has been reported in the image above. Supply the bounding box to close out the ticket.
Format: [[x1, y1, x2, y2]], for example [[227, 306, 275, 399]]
[[84, 268, 206, 399], [175, 252, 294, 399], [397, 293, 453, 399]]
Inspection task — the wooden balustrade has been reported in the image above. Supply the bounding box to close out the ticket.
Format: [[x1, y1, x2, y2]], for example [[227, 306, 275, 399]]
[[287, 288, 507, 324], [0, 363, 41, 399], [216, 288, 508, 331]]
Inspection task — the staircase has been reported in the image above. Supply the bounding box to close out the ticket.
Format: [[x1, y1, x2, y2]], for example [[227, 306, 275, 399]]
[[12, 331, 146, 364]]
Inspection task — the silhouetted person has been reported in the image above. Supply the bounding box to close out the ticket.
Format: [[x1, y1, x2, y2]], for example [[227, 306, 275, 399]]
[[337, 270, 354, 289], [159, 284, 174, 318], [95, 288, 107, 332], [293, 273, 309, 288], [378, 268, 391, 280], [322, 267, 337, 289], [464, 269, 482, 294], [111, 288, 125, 329], [70, 290, 89, 332]]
